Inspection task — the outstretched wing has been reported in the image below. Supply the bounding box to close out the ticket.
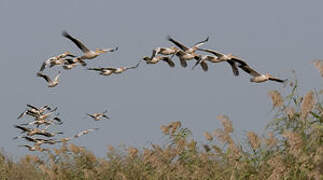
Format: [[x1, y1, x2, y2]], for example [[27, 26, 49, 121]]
[[22, 136, 37, 143], [167, 35, 189, 51], [193, 36, 209, 48], [197, 48, 224, 57], [162, 57, 175, 67], [269, 77, 287, 83], [26, 104, 39, 111], [200, 61, 209, 72], [231, 56, 247, 66], [87, 67, 104, 71], [37, 72, 51, 83], [238, 64, 261, 77], [105, 67, 117, 71], [126, 60, 141, 70], [14, 125, 30, 133], [17, 111, 27, 119], [227, 60, 239, 76], [62, 31, 90, 53], [87, 113, 96, 119], [152, 48, 160, 58]]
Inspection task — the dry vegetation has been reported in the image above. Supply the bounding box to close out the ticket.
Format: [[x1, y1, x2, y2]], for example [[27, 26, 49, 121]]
[[1, 70, 323, 179]]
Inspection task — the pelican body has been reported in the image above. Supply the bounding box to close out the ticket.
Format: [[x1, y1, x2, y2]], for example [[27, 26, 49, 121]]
[[62, 31, 118, 61], [195, 48, 247, 76], [143, 56, 175, 67], [238, 64, 287, 83]]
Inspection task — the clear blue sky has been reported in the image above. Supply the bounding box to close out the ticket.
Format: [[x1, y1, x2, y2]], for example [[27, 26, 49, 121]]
[[1, 0, 322, 157]]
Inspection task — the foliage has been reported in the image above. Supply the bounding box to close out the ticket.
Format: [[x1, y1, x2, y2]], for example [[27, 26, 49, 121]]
[[1, 71, 322, 179]]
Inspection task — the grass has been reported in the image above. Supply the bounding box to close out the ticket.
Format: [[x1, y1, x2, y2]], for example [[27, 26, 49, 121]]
[[1, 67, 323, 179]]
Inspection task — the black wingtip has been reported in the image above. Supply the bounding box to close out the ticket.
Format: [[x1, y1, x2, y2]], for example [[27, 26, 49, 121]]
[[62, 30, 70, 38], [166, 35, 172, 41]]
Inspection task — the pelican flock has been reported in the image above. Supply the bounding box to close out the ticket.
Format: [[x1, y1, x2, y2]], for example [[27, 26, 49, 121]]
[[14, 104, 103, 152], [17, 31, 289, 152]]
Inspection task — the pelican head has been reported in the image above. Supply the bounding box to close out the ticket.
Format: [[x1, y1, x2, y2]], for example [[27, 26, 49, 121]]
[[142, 56, 151, 61], [95, 48, 108, 54], [265, 73, 271, 78]]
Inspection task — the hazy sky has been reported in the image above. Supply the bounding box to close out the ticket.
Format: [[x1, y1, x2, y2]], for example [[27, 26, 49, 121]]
[[1, 0, 322, 157]]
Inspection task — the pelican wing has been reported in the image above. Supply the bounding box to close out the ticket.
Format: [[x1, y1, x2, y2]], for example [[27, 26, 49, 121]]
[[40, 62, 48, 71], [37, 72, 51, 83], [167, 36, 189, 51], [66, 54, 77, 58], [14, 125, 30, 132], [87, 67, 104, 71], [22, 136, 37, 143], [126, 61, 141, 70], [192, 59, 202, 70], [162, 57, 175, 67], [35, 132, 52, 137], [152, 48, 160, 58], [197, 48, 224, 57], [200, 61, 209, 72], [62, 31, 90, 53], [238, 64, 261, 77], [74, 128, 98, 138], [179, 58, 188, 68], [226, 60, 239, 76], [193, 36, 209, 48], [76, 58, 87, 66], [269, 77, 287, 83], [105, 68, 117, 71], [64, 58, 76, 65], [17, 111, 27, 119], [106, 47, 118, 52], [26, 104, 39, 111], [53, 72, 61, 82], [87, 113, 96, 119], [231, 56, 247, 66], [40, 105, 51, 111], [102, 114, 110, 119]]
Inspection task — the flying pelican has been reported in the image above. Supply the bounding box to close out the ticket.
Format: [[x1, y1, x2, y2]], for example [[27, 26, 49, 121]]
[[87, 60, 141, 76], [40, 51, 76, 71], [26, 107, 57, 121], [167, 35, 208, 67], [62, 31, 118, 61], [64, 58, 87, 67], [14, 125, 42, 136], [21, 136, 57, 146], [87, 67, 114, 76], [87, 110, 110, 121], [238, 64, 287, 83], [167, 35, 209, 54], [18, 145, 49, 152], [58, 137, 73, 143], [151, 46, 179, 58], [14, 125, 63, 137], [74, 128, 99, 138], [27, 104, 51, 114], [17, 104, 51, 119], [20, 117, 62, 128], [63, 61, 78, 70], [17, 110, 39, 119], [173, 50, 199, 67], [193, 48, 248, 76], [37, 71, 61, 88], [143, 56, 175, 67]]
